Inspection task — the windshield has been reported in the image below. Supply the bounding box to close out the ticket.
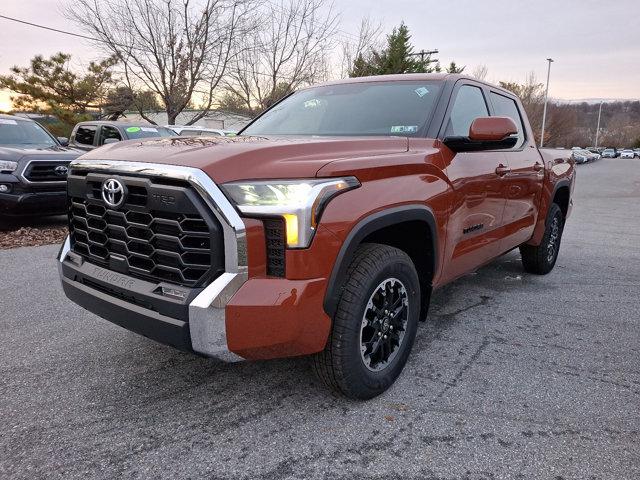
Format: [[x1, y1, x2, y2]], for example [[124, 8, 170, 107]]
[[242, 81, 442, 137], [0, 118, 57, 147], [124, 125, 177, 139]]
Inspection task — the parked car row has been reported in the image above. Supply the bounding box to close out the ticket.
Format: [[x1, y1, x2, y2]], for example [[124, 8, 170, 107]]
[[578, 147, 640, 159], [0, 115, 239, 218], [571, 148, 601, 164], [65, 121, 239, 151]]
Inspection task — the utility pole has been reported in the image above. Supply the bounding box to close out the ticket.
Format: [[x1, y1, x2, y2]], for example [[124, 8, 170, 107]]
[[540, 58, 554, 147], [595, 101, 603, 149], [409, 49, 439, 63]]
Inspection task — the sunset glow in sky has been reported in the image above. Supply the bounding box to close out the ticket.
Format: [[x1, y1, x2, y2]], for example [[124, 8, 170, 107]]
[[0, 0, 639, 110]]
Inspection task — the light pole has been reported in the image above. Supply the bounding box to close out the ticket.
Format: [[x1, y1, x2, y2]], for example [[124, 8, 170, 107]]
[[540, 58, 554, 147], [595, 101, 603, 149]]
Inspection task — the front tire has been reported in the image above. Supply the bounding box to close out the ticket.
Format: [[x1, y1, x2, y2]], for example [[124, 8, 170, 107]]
[[312, 243, 420, 399], [520, 203, 564, 275]]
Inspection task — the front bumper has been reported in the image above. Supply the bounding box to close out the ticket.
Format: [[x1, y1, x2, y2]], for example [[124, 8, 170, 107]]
[[0, 180, 66, 216], [59, 236, 331, 360]]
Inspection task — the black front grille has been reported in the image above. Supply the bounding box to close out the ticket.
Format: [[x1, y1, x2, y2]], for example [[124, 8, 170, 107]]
[[67, 172, 224, 288], [264, 218, 286, 277], [24, 161, 70, 181]]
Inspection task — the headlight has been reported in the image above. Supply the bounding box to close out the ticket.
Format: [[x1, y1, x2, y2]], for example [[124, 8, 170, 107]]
[[0, 161, 18, 172], [222, 177, 360, 248]]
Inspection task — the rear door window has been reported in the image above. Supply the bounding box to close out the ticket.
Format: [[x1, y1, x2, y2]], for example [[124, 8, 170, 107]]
[[98, 125, 122, 145], [444, 85, 489, 137], [74, 125, 97, 146], [490, 92, 526, 148]]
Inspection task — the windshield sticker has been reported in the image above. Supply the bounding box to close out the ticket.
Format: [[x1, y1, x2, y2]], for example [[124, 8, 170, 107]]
[[0, 118, 18, 125], [391, 125, 418, 134], [304, 99, 323, 108], [126, 126, 141, 133], [414, 87, 429, 97], [140, 127, 158, 132]]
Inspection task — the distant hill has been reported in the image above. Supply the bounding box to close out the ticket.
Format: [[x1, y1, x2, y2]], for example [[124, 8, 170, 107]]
[[559, 98, 640, 105]]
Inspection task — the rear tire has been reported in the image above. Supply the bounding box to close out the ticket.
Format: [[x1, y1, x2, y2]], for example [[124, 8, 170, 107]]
[[312, 243, 420, 400], [520, 203, 564, 275]]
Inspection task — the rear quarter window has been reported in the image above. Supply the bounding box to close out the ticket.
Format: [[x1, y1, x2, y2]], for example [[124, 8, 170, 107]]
[[490, 92, 526, 148]]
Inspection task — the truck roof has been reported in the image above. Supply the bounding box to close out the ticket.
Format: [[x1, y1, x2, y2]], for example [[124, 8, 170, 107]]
[[311, 73, 515, 98]]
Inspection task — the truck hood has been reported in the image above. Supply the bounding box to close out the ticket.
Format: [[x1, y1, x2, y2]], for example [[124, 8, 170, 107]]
[[76, 135, 409, 183], [0, 145, 82, 163]]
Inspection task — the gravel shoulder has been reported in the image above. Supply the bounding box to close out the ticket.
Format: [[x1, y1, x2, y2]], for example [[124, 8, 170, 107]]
[[0, 215, 67, 249]]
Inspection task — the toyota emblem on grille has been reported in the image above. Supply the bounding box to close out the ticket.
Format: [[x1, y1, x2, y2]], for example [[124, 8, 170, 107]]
[[102, 178, 126, 209], [54, 165, 68, 176]]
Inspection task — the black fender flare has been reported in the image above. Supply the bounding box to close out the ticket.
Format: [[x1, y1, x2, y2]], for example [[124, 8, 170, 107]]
[[549, 179, 572, 218], [323, 205, 438, 318], [551, 179, 571, 202]]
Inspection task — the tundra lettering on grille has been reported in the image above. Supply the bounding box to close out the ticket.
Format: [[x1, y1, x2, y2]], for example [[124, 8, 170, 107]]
[[91, 265, 136, 289], [67, 171, 225, 288]]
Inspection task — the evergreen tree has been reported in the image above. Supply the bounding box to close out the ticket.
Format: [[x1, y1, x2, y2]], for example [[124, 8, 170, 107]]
[[349, 23, 448, 77], [446, 61, 465, 74], [0, 52, 117, 127]]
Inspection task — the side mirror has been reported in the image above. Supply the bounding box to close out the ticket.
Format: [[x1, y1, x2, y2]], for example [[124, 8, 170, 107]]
[[57, 136, 69, 147], [443, 116, 518, 152], [103, 138, 120, 145]]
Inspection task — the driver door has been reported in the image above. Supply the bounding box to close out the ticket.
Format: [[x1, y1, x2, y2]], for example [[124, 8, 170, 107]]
[[439, 83, 509, 283]]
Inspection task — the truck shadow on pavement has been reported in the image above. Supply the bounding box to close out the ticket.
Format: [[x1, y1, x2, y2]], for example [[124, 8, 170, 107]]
[[84, 251, 534, 418]]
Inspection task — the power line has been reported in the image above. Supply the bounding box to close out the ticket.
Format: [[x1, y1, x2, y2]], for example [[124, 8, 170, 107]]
[[0, 14, 117, 46], [0, 14, 150, 53]]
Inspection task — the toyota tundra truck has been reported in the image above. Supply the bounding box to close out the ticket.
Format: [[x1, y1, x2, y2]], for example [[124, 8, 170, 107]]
[[57, 74, 575, 399]]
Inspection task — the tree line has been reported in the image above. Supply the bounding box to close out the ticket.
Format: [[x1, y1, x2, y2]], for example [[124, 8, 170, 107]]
[[496, 73, 640, 148], [0, 0, 637, 148]]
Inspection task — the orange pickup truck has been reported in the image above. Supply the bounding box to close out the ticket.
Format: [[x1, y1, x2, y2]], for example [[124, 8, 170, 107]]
[[57, 74, 575, 399]]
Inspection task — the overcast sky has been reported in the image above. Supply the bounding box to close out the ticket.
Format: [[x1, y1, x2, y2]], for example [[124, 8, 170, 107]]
[[1, 0, 639, 110]]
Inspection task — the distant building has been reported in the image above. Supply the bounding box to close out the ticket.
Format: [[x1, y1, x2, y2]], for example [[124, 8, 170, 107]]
[[124, 109, 252, 132]]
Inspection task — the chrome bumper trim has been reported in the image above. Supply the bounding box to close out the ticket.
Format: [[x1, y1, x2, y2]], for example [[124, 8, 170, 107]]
[[60, 159, 248, 360]]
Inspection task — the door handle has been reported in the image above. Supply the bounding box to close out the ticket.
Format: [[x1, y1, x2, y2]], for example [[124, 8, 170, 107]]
[[533, 162, 544, 172], [495, 164, 511, 176]]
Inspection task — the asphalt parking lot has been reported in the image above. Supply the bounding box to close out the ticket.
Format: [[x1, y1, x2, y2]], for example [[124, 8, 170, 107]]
[[1, 158, 639, 479]]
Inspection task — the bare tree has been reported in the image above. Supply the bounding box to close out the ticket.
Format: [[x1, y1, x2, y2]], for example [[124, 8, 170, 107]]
[[337, 17, 383, 78], [66, 0, 252, 125], [471, 64, 488, 81], [222, 0, 339, 115], [500, 72, 545, 141]]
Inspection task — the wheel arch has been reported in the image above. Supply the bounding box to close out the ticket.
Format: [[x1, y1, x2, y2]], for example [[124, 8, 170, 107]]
[[552, 181, 571, 219], [323, 205, 438, 321]]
